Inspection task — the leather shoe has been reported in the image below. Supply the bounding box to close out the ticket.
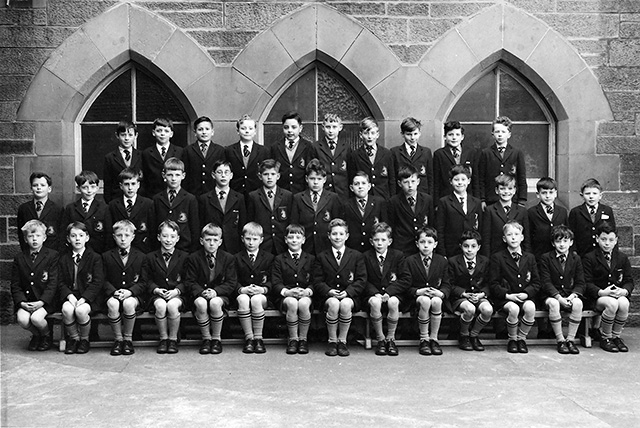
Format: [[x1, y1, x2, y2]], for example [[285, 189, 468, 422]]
[[243, 338, 255, 354], [337, 341, 350, 357], [566, 340, 580, 355], [298, 340, 309, 354], [612, 337, 628, 353], [600, 338, 619, 353], [458, 335, 473, 351], [557, 341, 570, 354], [470, 336, 485, 351], [64, 338, 78, 354], [254, 338, 266, 354], [517, 339, 528, 354], [430, 340, 443, 356], [419, 340, 431, 355], [210, 339, 223, 354], [111, 340, 123, 356], [157, 339, 169, 354], [386, 340, 399, 356], [28, 335, 41, 351], [286, 340, 299, 354], [122, 340, 134, 355], [167, 340, 179, 354], [325, 342, 338, 357], [375, 340, 387, 356], [37, 335, 52, 352], [76, 339, 90, 354], [507, 339, 518, 353], [199, 339, 212, 355]]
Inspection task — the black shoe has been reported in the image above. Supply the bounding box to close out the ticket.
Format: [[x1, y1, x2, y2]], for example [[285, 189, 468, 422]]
[[557, 341, 570, 354], [157, 339, 169, 354], [28, 335, 41, 351], [430, 340, 443, 356], [167, 340, 179, 354], [419, 340, 431, 355], [200, 339, 212, 355], [517, 339, 528, 354], [458, 335, 473, 351], [337, 341, 350, 357], [254, 338, 266, 354], [298, 340, 309, 354], [210, 339, 223, 354], [325, 342, 338, 357], [507, 339, 518, 353], [64, 339, 78, 354], [600, 338, 619, 353], [612, 337, 628, 353], [37, 335, 52, 352], [375, 340, 387, 356], [243, 338, 255, 354], [386, 340, 399, 356], [76, 339, 90, 354], [566, 340, 580, 355], [122, 340, 134, 355], [470, 336, 485, 351], [286, 340, 299, 354], [111, 340, 123, 356]]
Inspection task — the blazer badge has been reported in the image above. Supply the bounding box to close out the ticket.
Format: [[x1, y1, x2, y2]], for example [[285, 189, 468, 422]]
[[178, 212, 188, 223], [46, 225, 55, 236], [602, 213, 610, 220], [233, 210, 239, 226], [305, 272, 310, 282], [261, 274, 268, 284], [381, 166, 388, 177], [278, 206, 288, 221], [176, 274, 181, 283], [526, 271, 531, 282], [94, 221, 104, 232], [423, 216, 429, 226], [133, 274, 140, 282], [299, 158, 306, 168], [86, 273, 93, 283], [390, 272, 397, 282], [420, 165, 426, 176], [474, 213, 479, 229], [341, 160, 347, 171], [139, 222, 147, 232], [348, 271, 354, 282], [41, 271, 48, 282], [374, 216, 379, 225], [510, 165, 517, 174], [618, 270, 624, 284], [323, 211, 331, 222]]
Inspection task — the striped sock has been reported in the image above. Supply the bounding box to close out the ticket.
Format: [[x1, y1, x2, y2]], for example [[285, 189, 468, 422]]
[[109, 314, 123, 340], [338, 315, 352, 342], [64, 321, 79, 340], [326, 314, 338, 343], [237, 309, 252, 340], [371, 315, 384, 341], [470, 314, 490, 337], [612, 315, 628, 338], [549, 316, 564, 342], [418, 316, 430, 341], [122, 313, 136, 341], [517, 317, 535, 340], [78, 319, 91, 341], [386, 317, 399, 341], [506, 320, 518, 341], [459, 314, 473, 337], [567, 317, 581, 341], [429, 311, 442, 341], [299, 316, 311, 341], [155, 314, 168, 340], [252, 311, 266, 339], [600, 313, 615, 339], [210, 315, 224, 341], [196, 315, 211, 340]]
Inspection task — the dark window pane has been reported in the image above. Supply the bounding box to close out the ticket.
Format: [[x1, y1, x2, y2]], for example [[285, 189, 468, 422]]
[[318, 123, 363, 151], [83, 70, 132, 122], [507, 124, 549, 178], [136, 123, 189, 152], [81, 124, 119, 180], [136, 69, 188, 122], [456, 124, 493, 151], [263, 124, 282, 148], [448, 72, 496, 121], [317, 67, 370, 122], [499, 72, 546, 121], [266, 69, 315, 122]]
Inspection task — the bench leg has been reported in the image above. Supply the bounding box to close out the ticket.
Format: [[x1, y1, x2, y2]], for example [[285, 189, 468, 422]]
[[581, 317, 592, 348], [364, 318, 372, 350]]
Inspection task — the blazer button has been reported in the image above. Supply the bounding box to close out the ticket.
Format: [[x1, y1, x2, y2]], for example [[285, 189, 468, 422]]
[[30, 272, 34, 276], [294, 274, 298, 278]]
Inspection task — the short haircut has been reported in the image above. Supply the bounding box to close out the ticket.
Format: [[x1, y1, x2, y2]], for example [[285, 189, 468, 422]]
[[118, 167, 142, 183], [213, 159, 232, 172], [236, 114, 256, 130], [416, 225, 437, 241], [351, 170, 370, 183], [30, 172, 52, 186], [359, 117, 378, 132], [306, 158, 326, 177], [459, 229, 482, 245], [493, 116, 512, 131], [75, 170, 99, 186], [550, 224, 574, 242], [444, 121, 464, 135], [66, 221, 89, 235], [449, 164, 471, 180], [21, 219, 46, 235], [323, 113, 342, 124], [282, 111, 302, 125], [163, 157, 184, 172], [581, 177, 602, 193], [536, 177, 558, 191], [397, 165, 418, 181], [153, 118, 173, 130], [242, 221, 263, 237], [194, 116, 213, 129], [258, 158, 281, 174], [329, 218, 348, 233], [158, 220, 180, 235], [371, 222, 392, 239], [495, 173, 516, 188], [112, 219, 136, 234], [285, 223, 305, 236], [595, 220, 616, 236], [400, 117, 421, 133], [116, 120, 137, 134], [502, 220, 523, 235], [201, 223, 222, 238]]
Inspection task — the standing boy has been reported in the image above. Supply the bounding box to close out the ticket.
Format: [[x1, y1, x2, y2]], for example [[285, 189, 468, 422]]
[[390, 117, 433, 196], [182, 116, 225, 196], [528, 177, 568, 261], [17, 172, 63, 252], [103, 120, 142, 203], [313, 113, 350, 198], [142, 118, 183, 198], [226, 115, 269, 196], [433, 121, 478, 201], [344, 171, 388, 254]]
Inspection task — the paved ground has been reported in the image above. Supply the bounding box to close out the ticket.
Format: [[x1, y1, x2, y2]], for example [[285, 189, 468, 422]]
[[1, 324, 639, 428]]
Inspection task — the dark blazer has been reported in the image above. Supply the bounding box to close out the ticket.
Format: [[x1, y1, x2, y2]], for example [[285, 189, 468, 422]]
[[344, 195, 388, 253], [481, 202, 530, 257], [312, 247, 367, 301], [405, 252, 451, 300], [186, 249, 237, 299], [141, 144, 183, 198], [477, 144, 527, 205], [271, 138, 316, 194], [313, 138, 350, 198], [101, 247, 148, 304], [489, 249, 540, 307], [362, 249, 410, 299], [182, 142, 225, 196], [291, 190, 344, 256], [583, 247, 634, 303], [539, 251, 586, 299], [447, 254, 491, 300], [17, 199, 63, 252], [235, 250, 275, 293], [388, 192, 434, 255], [58, 248, 104, 307], [144, 249, 189, 296], [103, 148, 143, 203], [435, 193, 483, 257], [528, 202, 569, 260], [271, 251, 315, 299], [432, 145, 479, 201], [153, 188, 199, 253], [11, 247, 59, 312], [247, 186, 293, 255], [107, 196, 155, 253], [198, 189, 246, 255], [347, 144, 396, 200], [61, 198, 111, 254], [390, 144, 433, 196], [568, 203, 616, 256], [226, 141, 270, 195]]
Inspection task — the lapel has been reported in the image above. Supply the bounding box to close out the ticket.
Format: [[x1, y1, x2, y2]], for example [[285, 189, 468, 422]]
[[258, 188, 272, 212], [317, 140, 332, 159], [400, 195, 414, 217], [301, 190, 314, 211], [416, 256, 429, 282], [363, 197, 378, 219], [597, 250, 611, 271], [114, 198, 128, 219], [315, 191, 331, 214], [112, 151, 127, 170], [334, 140, 347, 160], [490, 145, 502, 162], [448, 194, 466, 217], [290, 140, 306, 163], [157, 191, 171, 209], [111, 249, 125, 269], [443, 146, 456, 164], [496, 204, 509, 222], [131, 149, 142, 168], [535, 204, 550, 223], [272, 187, 284, 210], [171, 189, 187, 208], [225, 190, 239, 212], [347, 198, 362, 218], [167, 144, 180, 160], [502, 145, 514, 163], [246, 142, 261, 165], [579, 204, 593, 223], [415, 193, 428, 216], [129, 197, 145, 219], [207, 191, 224, 214], [372, 145, 384, 167], [357, 146, 373, 167], [154, 251, 168, 274]]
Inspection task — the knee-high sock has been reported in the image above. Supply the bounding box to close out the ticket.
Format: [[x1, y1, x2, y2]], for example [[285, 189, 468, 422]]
[[78, 319, 91, 341], [567, 317, 581, 341], [371, 315, 384, 341], [326, 314, 338, 343], [109, 314, 123, 341], [459, 314, 473, 337], [337, 314, 352, 342], [517, 317, 535, 340], [549, 316, 564, 342], [167, 316, 181, 341], [252, 311, 266, 339], [507, 320, 518, 341], [386, 316, 399, 341], [612, 315, 628, 338], [155, 314, 168, 340], [64, 320, 79, 340], [600, 313, 615, 339], [122, 313, 136, 341], [429, 311, 442, 341], [237, 309, 253, 339], [210, 315, 224, 341], [470, 314, 490, 337], [196, 313, 211, 340], [286, 317, 299, 341], [299, 316, 311, 341], [418, 316, 430, 341]]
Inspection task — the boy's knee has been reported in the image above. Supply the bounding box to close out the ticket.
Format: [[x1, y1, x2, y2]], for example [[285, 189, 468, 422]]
[[236, 294, 250, 308], [387, 297, 400, 311]]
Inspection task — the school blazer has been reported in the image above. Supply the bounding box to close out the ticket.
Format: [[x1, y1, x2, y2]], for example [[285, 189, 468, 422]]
[[103, 148, 143, 203], [539, 251, 586, 299], [247, 187, 293, 255], [17, 199, 63, 252], [58, 248, 104, 305], [107, 196, 155, 253], [478, 144, 527, 205], [141, 144, 183, 198], [102, 248, 148, 301], [435, 193, 483, 257], [347, 145, 396, 200], [235, 250, 275, 293], [390, 144, 434, 196], [144, 249, 189, 295], [226, 142, 270, 195], [312, 248, 367, 300], [447, 254, 491, 299], [291, 190, 344, 256], [388, 192, 434, 255], [153, 189, 199, 253], [186, 249, 237, 299], [582, 248, 634, 301], [568, 203, 616, 256], [344, 195, 388, 254], [271, 138, 316, 194], [198, 189, 246, 255], [405, 252, 451, 299], [182, 142, 226, 196], [362, 249, 410, 298], [313, 138, 350, 198], [480, 202, 530, 257], [11, 247, 59, 309], [489, 250, 540, 305], [61, 198, 111, 254], [271, 251, 315, 296], [528, 203, 569, 259], [432, 145, 479, 201]]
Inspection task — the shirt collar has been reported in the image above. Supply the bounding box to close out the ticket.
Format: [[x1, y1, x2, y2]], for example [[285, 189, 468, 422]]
[[241, 140, 253, 150], [285, 138, 300, 148], [35, 197, 48, 206], [73, 249, 85, 258], [289, 249, 302, 258], [332, 246, 345, 257], [404, 142, 417, 154], [156, 142, 169, 151], [124, 195, 137, 205], [376, 250, 388, 260]]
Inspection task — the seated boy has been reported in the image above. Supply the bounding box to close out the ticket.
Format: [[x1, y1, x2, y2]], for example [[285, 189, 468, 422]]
[[313, 219, 366, 357], [226, 115, 269, 196], [447, 230, 492, 351], [433, 121, 478, 201], [103, 120, 142, 203], [528, 177, 568, 261], [235, 222, 275, 354], [405, 226, 451, 356], [272, 224, 315, 354], [539, 225, 585, 355], [344, 171, 388, 254], [141, 118, 183, 198], [390, 117, 433, 196], [363, 222, 410, 356], [58, 222, 104, 354], [182, 116, 225, 196], [11, 220, 59, 351], [489, 221, 540, 354], [583, 221, 634, 353], [17, 172, 63, 252], [186, 223, 237, 355], [313, 113, 349, 198]]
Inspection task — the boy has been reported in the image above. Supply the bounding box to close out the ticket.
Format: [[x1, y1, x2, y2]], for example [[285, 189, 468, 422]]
[[313, 219, 366, 357], [447, 230, 492, 351], [103, 220, 147, 356], [103, 120, 142, 203], [528, 177, 568, 261], [11, 220, 59, 351], [405, 226, 451, 356], [583, 221, 634, 353], [489, 221, 540, 353], [435, 165, 482, 257], [61, 170, 110, 254], [58, 222, 104, 354], [142, 118, 183, 198], [226, 115, 269, 196], [199, 160, 247, 255], [235, 222, 275, 353], [362, 222, 410, 356], [17, 172, 62, 252], [568, 178, 616, 257], [247, 159, 293, 255], [433, 121, 478, 201], [347, 117, 396, 199], [313, 114, 350, 198], [270, 111, 316, 194], [291, 159, 344, 255], [146, 220, 189, 354], [182, 116, 225, 196], [539, 225, 585, 354], [477, 116, 527, 208], [481, 173, 529, 257], [344, 171, 388, 253], [186, 223, 237, 355], [272, 224, 315, 354], [107, 168, 155, 253], [153, 157, 199, 252], [390, 117, 433, 196], [388, 165, 434, 256]]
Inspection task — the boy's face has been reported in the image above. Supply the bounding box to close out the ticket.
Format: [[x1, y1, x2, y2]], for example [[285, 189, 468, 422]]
[[213, 165, 233, 188], [552, 237, 573, 255], [323, 121, 343, 141], [283, 119, 302, 142], [306, 171, 326, 193], [163, 169, 185, 190], [238, 120, 257, 142], [496, 183, 516, 202], [67, 228, 90, 251], [450, 173, 470, 194], [581, 186, 602, 207], [195, 121, 214, 143], [201, 233, 222, 254], [492, 123, 511, 145], [77, 181, 98, 201], [350, 176, 371, 198], [399, 174, 420, 197], [445, 128, 464, 148], [120, 178, 140, 199], [152, 125, 173, 145], [284, 232, 305, 252], [157, 227, 180, 251], [113, 228, 134, 250], [25, 229, 46, 250], [242, 233, 263, 252], [502, 226, 524, 249], [537, 188, 557, 206], [402, 129, 421, 146], [328, 225, 348, 248], [116, 128, 137, 149], [416, 234, 437, 256], [597, 232, 617, 253], [31, 177, 52, 200], [259, 168, 279, 189], [370, 232, 392, 254], [460, 238, 480, 260], [360, 127, 379, 146]]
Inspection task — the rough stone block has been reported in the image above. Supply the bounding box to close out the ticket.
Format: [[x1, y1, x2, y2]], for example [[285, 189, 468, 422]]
[[333, 2, 385, 16], [0, 242, 20, 261], [605, 92, 640, 114], [13, 156, 67, 195], [0, 169, 14, 194], [0, 217, 6, 243], [0, 8, 45, 25], [431, 2, 492, 18], [159, 10, 223, 29], [557, 0, 618, 13], [619, 0, 640, 12], [0, 27, 75, 48], [0, 102, 20, 121], [596, 67, 640, 91], [226, 3, 304, 31], [536, 13, 618, 38], [0, 195, 30, 217], [601, 191, 640, 209], [419, 30, 478, 93], [0, 123, 34, 140], [570, 39, 608, 55], [272, 5, 317, 68], [387, 3, 430, 17], [610, 40, 640, 66], [357, 17, 408, 44], [527, 31, 586, 94], [598, 121, 636, 136], [507, 0, 556, 14], [502, 6, 551, 63], [613, 207, 640, 227], [16, 68, 79, 122], [141, 2, 223, 12], [130, 4, 176, 63], [620, 22, 640, 38], [189, 30, 258, 48], [597, 136, 640, 154], [613, 110, 635, 122], [621, 154, 640, 173], [47, 0, 118, 27], [0, 48, 52, 75], [0, 140, 32, 155], [408, 18, 460, 43], [207, 49, 241, 65], [317, 4, 364, 68], [0, 157, 12, 167], [621, 173, 640, 192], [389, 44, 429, 65], [0, 76, 32, 102], [618, 226, 634, 248], [583, 55, 606, 68]]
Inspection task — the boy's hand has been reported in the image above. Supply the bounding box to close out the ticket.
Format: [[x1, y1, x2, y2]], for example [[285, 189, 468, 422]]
[[201, 289, 215, 299], [374, 293, 383, 301], [76, 298, 86, 307], [67, 294, 78, 305], [165, 289, 179, 300], [467, 293, 480, 304], [328, 289, 340, 298], [610, 287, 627, 299], [506, 293, 523, 303], [382, 293, 390, 303], [336, 291, 347, 300], [154, 287, 166, 296], [415, 287, 429, 296], [557, 296, 570, 309]]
